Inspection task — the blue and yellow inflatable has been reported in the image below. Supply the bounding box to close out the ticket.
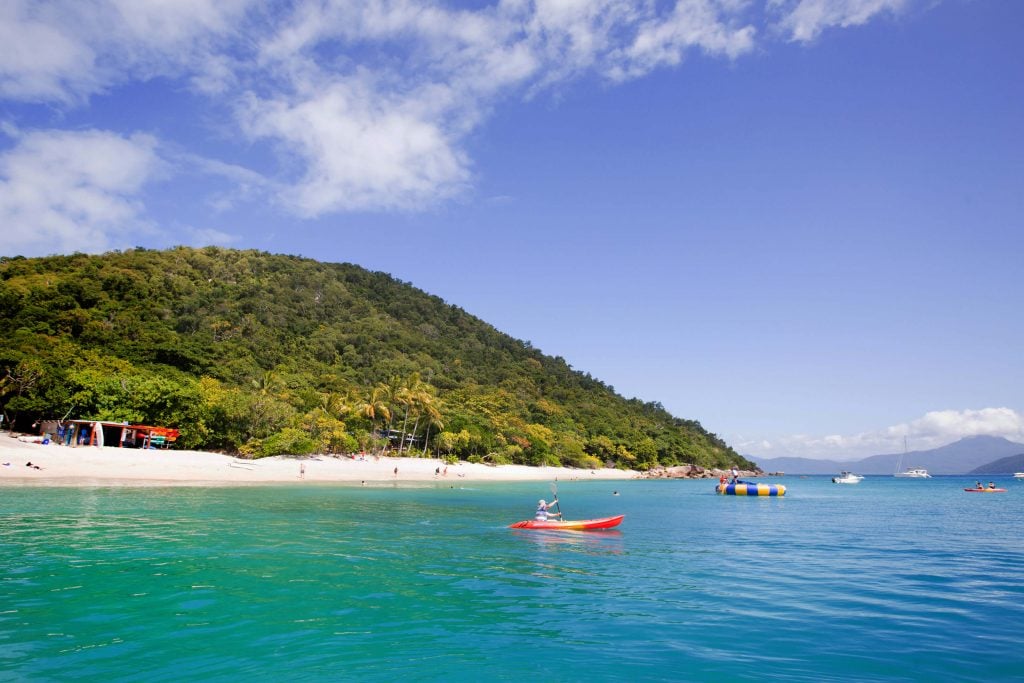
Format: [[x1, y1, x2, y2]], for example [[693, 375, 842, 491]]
[[716, 482, 785, 496]]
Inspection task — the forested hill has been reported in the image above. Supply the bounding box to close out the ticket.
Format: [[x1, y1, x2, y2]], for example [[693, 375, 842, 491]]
[[0, 247, 749, 470]]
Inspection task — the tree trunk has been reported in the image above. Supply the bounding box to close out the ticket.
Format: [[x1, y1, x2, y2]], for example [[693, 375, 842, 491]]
[[398, 408, 410, 454], [407, 415, 422, 456], [421, 421, 432, 457]]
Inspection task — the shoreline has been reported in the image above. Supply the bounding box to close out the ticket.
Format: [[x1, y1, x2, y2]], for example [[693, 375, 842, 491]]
[[0, 432, 640, 487]]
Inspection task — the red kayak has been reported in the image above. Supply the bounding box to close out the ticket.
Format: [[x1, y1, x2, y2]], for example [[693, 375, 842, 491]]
[[964, 488, 1007, 493], [509, 514, 624, 530]]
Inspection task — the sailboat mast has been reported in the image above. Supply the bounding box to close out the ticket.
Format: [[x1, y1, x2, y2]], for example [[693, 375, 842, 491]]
[[895, 436, 908, 475]]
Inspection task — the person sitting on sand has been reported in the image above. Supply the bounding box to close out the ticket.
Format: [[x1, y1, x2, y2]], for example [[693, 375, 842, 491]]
[[535, 498, 561, 522]]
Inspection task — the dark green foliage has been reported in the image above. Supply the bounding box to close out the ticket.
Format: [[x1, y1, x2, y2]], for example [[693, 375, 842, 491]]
[[0, 248, 753, 469]]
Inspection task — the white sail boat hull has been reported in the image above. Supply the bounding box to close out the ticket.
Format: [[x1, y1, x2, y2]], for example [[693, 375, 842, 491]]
[[894, 438, 931, 478], [894, 468, 931, 478]]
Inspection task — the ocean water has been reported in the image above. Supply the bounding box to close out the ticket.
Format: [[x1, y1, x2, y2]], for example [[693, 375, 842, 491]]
[[2, 477, 1022, 682]]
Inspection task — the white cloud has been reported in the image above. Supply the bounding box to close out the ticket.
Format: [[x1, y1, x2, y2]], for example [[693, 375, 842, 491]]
[[239, 76, 471, 215], [0, 129, 164, 255], [241, 0, 762, 215], [769, 0, 910, 42], [740, 407, 1024, 459], [902, 408, 1024, 442], [0, 0, 939, 235], [0, 0, 254, 103], [609, 0, 757, 80], [0, 1, 99, 103]]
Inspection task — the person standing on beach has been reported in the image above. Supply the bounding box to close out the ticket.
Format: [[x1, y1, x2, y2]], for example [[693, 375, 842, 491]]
[[300, 462, 305, 479], [394, 466, 398, 478]]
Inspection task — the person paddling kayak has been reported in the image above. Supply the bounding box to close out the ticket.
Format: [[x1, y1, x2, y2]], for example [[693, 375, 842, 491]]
[[535, 498, 562, 521]]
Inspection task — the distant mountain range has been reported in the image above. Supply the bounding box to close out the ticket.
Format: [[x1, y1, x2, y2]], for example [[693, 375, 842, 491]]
[[969, 453, 1024, 475], [752, 435, 1024, 475]]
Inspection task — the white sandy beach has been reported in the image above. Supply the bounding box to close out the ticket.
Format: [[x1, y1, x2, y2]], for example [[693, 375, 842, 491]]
[[0, 432, 639, 486]]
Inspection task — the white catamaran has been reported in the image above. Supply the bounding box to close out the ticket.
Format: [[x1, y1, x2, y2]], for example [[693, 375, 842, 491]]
[[894, 437, 931, 478]]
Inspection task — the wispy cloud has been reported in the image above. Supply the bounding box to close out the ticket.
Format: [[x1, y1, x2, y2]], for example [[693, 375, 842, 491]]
[[768, 0, 911, 42], [740, 407, 1024, 459], [0, 128, 164, 255], [0, 0, 253, 104], [0, 0, 936, 251]]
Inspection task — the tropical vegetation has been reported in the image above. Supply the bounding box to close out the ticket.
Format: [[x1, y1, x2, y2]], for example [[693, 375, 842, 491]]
[[0, 247, 753, 470]]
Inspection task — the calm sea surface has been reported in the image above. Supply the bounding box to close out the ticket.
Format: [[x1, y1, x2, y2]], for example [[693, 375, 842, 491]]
[[2, 476, 1022, 681]]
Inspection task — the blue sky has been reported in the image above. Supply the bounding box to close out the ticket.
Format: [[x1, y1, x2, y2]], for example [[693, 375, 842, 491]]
[[2, 0, 1022, 459]]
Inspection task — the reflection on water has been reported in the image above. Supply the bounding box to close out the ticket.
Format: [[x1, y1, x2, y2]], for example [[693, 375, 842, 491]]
[[509, 528, 625, 555]]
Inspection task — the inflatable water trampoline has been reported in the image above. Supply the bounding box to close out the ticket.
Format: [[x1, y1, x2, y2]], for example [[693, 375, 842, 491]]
[[716, 482, 786, 496]]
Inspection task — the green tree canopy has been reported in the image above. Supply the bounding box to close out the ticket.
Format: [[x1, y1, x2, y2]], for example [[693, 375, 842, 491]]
[[0, 248, 754, 469]]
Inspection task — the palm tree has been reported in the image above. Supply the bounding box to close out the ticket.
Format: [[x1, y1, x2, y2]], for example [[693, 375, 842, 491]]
[[358, 383, 392, 452], [319, 391, 350, 419], [251, 370, 283, 396], [419, 400, 443, 457], [394, 383, 417, 455], [395, 372, 434, 455]]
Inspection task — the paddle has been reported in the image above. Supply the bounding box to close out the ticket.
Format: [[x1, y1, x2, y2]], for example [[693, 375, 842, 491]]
[[550, 482, 562, 519]]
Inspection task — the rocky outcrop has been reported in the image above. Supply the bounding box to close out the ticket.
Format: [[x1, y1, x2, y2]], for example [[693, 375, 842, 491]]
[[639, 465, 762, 480]]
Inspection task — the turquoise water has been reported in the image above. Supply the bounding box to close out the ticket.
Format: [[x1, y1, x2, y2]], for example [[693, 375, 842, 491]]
[[2, 477, 1023, 681]]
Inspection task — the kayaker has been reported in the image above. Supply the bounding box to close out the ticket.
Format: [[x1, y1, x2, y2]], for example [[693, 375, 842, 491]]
[[535, 498, 561, 521], [976, 481, 984, 489], [988, 482, 996, 489]]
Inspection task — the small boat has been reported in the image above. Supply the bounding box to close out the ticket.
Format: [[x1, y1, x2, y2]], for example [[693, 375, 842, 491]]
[[832, 471, 863, 484], [964, 487, 1006, 493], [893, 437, 930, 478], [716, 482, 785, 496], [894, 467, 931, 478], [509, 515, 624, 530], [1014, 473, 1024, 479]]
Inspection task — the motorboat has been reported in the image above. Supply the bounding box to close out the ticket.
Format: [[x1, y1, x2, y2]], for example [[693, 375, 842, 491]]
[[832, 471, 863, 484], [1014, 473, 1024, 479]]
